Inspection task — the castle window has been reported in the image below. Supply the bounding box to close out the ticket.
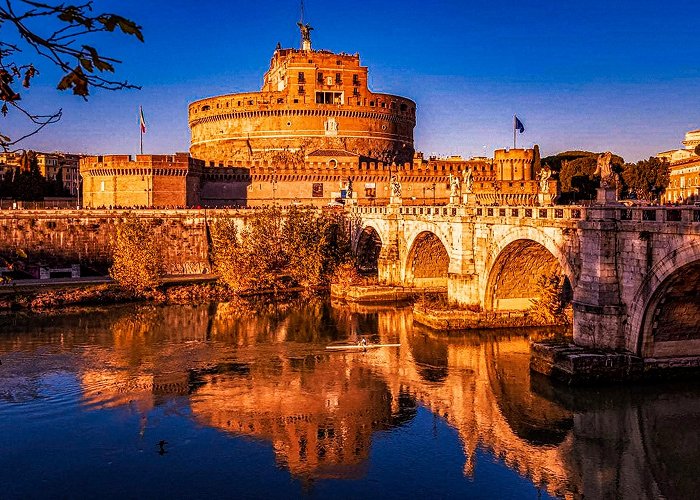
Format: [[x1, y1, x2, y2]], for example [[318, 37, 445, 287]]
[[238, 101, 241, 106], [317, 72, 324, 83], [335, 73, 342, 84], [353, 74, 359, 85], [201, 105, 210, 111], [381, 102, 386, 108], [298, 72, 305, 83], [336, 60, 341, 65], [316, 91, 343, 104], [277, 98, 284, 103], [293, 99, 299, 103], [370, 101, 375, 106], [298, 85, 305, 94], [400, 103, 407, 112]]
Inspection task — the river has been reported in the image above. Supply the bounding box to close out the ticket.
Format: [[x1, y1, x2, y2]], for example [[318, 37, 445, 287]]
[[1, 296, 698, 499]]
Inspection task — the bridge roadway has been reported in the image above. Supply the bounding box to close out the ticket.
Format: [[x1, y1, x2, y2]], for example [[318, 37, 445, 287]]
[[350, 203, 700, 360]]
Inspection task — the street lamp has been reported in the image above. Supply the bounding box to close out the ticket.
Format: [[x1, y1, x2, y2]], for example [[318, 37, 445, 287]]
[[77, 172, 82, 209]]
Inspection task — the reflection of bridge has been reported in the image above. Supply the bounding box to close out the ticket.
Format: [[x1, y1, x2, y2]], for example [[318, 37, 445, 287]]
[[352, 204, 700, 359]]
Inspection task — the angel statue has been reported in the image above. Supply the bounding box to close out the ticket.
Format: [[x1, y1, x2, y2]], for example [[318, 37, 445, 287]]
[[594, 151, 616, 189], [390, 174, 402, 198], [462, 167, 474, 193], [538, 167, 552, 193], [449, 173, 460, 197]]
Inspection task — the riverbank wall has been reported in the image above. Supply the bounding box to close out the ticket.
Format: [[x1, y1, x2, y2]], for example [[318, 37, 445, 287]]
[[0, 209, 247, 276]]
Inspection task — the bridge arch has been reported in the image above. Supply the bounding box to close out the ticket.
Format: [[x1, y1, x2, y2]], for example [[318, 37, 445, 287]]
[[482, 227, 575, 312], [355, 225, 383, 276], [628, 242, 700, 357], [404, 230, 450, 287]]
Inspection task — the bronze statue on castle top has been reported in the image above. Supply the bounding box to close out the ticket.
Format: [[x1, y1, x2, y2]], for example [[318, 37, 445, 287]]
[[297, 22, 313, 43]]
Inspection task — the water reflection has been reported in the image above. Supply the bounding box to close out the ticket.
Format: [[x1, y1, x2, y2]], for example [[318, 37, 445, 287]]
[[0, 299, 699, 498]]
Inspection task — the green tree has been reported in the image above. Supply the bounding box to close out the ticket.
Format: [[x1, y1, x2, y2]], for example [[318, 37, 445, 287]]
[[110, 217, 163, 295], [621, 157, 670, 202], [0, 1, 143, 150], [543, 151, 624, 202]]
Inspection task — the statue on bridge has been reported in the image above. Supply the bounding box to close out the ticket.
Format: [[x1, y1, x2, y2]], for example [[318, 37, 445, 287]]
[[462, 167, 474, 194], [449, 173, 461, 205], [538, 166, 552, 194], [594, 151, 620, 204], [390, 174, 402, 202], [594, 151, 616, 189], [345, 177, 354, 204]]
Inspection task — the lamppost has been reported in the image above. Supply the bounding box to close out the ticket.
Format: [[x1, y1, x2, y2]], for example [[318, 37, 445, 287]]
[[76, 171, 82, 209]]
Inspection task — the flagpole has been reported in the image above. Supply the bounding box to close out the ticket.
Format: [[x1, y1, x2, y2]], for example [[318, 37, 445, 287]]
[[139, 106, 143, 155], [513, 114, 516, 149]]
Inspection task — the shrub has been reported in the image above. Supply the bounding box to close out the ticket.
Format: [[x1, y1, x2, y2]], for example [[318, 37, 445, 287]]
[[110, 217, 163, 295]]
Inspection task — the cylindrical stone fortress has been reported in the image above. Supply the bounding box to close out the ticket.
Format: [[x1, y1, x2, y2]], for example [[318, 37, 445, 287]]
[[189, 32, 416, 167]]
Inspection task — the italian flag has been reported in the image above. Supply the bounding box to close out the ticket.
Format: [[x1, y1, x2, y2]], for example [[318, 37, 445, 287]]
[[139, 106, 147, 134]]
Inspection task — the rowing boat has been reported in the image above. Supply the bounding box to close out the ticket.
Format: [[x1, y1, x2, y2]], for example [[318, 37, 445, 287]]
[[325, 343, 401, 350]]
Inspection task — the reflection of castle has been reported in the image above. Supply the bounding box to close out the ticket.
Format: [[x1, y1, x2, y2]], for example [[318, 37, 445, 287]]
[[189, 358, 412, 480], [80, 23, 543, 208]]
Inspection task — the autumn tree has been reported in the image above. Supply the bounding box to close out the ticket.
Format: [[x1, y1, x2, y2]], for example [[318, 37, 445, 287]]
[[110, 217, 162, 295], [529, 273, 570, 325], [621, 156, 670, 202], [210, 208, 354, 293], [0, 1, 143, 150]]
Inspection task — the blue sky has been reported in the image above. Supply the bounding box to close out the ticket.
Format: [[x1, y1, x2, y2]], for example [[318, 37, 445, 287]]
[[6, 0, 699, 161]]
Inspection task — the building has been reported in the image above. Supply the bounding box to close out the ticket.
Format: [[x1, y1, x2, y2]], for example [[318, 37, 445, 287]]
[[0, 151, 82, 195], [188, 24, 416, 168], [80, 153, 202, 208], [658, 129, 700, 203]]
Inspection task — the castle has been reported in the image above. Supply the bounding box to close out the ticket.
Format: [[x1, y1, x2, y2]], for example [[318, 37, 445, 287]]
[[80, 24, 542, 208]]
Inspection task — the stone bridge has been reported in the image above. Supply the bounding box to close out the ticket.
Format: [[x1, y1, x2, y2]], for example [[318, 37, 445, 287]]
[[351, 204, 700, 359]]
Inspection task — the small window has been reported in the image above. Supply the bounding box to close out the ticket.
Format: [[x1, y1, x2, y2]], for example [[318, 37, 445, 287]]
[[335, 73, 341, 84], [370, 101, 375, 106], [201, 105, 210, 111], [317, 72, 324, 83], [353, 74, 359, 85], [298, 85, 305, 94], [298, 72, 305, 83], [336, 60, 341, 65]]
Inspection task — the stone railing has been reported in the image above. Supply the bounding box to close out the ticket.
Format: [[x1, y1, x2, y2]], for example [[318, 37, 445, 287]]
[[351, 204, 700, 224]]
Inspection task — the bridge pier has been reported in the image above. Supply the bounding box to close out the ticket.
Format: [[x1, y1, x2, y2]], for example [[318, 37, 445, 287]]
[[573, 214, 626, 350], [447, 273, 481, 308]]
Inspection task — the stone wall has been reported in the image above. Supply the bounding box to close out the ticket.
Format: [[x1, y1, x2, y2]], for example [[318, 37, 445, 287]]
[[0, 209, 246, 275]]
